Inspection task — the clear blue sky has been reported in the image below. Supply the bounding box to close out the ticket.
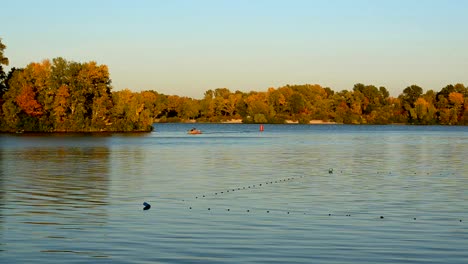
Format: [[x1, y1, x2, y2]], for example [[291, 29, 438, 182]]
[[2, 0, 468, 98]]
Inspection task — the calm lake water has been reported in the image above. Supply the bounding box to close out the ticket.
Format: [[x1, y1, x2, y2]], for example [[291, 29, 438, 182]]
[[1, 124, 467, 263]]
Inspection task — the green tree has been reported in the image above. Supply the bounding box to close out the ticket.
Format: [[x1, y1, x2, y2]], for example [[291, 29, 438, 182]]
[[401, 85, 423, 107], [436, 84, 466, 99], [379, 86, 390, 99], [288, 93, 305, 115], [400, 85, 423, 123], [0, 38, 9, 97]]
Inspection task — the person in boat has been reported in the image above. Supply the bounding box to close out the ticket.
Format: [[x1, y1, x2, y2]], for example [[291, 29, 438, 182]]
[[188, 127, 202, 134]]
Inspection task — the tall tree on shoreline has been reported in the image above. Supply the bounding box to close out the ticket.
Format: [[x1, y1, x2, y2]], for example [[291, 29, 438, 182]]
[[0, 38, 9, 97], [0, 58, 121, 132]]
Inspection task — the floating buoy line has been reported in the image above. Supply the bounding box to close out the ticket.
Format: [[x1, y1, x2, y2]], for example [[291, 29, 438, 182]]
[[189, 175, 303, 200], [143, 169, 464, 223]]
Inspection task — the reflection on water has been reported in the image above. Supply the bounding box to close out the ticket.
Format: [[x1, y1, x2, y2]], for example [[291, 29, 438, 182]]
[[0, 147, 4, 252], [1, 125, 468, 263], [0, 135, 111, 260], [10, 147, 109, 210]]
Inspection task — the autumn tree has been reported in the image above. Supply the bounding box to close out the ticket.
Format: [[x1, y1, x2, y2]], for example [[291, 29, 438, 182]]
[[268, 87, 287, 117], [0, 57, 150, 132], [244, 91, 270, 123], [212, 88, 234, 119], [461, 97, 468, 125], [353, 83, 386, 115], [0, 61, 51, 131], [111, 89, 154, 131], [448, 92, 464, 124], [199, 89, 215, 121], [413, 98, 434, 124], [1, 68, 23, 130], [330, 92, 349, 123], [2, 40, 468, 129], [16, 85, 43, 117], [178, 96, 200, 120]]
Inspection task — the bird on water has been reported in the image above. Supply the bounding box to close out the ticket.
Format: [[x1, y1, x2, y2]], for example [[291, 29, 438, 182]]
[[143, 202, 151, 210]]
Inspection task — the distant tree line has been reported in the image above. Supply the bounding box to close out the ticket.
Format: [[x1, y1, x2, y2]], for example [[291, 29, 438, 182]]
[[157, 83, 467, 125], [1, 38, 467, 132]]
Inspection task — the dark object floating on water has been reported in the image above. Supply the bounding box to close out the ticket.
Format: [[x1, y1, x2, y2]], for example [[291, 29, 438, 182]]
[[143, 202, 151, 210], [380, 216, 384, 219], [329, 168, 333, 174]]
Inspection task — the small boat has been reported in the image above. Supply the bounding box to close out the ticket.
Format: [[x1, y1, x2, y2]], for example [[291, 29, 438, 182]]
[[188, 128, 202, 135]]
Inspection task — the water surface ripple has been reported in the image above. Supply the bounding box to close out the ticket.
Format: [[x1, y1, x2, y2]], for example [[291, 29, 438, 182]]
[[1, 124, 467, 263]]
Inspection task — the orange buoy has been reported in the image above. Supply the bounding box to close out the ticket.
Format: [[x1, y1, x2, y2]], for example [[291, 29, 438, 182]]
[[260, 124, 264, 132]]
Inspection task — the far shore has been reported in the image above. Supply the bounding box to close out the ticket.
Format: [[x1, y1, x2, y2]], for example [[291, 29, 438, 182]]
[[158, 119, 338, 124], [221, 119, 337, 124]]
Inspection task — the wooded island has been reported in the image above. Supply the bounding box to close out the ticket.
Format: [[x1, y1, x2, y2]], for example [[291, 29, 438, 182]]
[[1, 38, 467, 133]]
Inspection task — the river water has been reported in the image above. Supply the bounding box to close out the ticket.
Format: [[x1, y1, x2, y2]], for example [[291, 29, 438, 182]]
[[1, 124, 467, 263]]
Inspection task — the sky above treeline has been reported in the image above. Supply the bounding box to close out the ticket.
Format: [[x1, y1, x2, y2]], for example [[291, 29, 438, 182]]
[[3, 0, 468, 98]]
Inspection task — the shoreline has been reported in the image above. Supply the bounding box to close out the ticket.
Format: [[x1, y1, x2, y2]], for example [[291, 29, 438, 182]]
[[221, 119, 337, 124]]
